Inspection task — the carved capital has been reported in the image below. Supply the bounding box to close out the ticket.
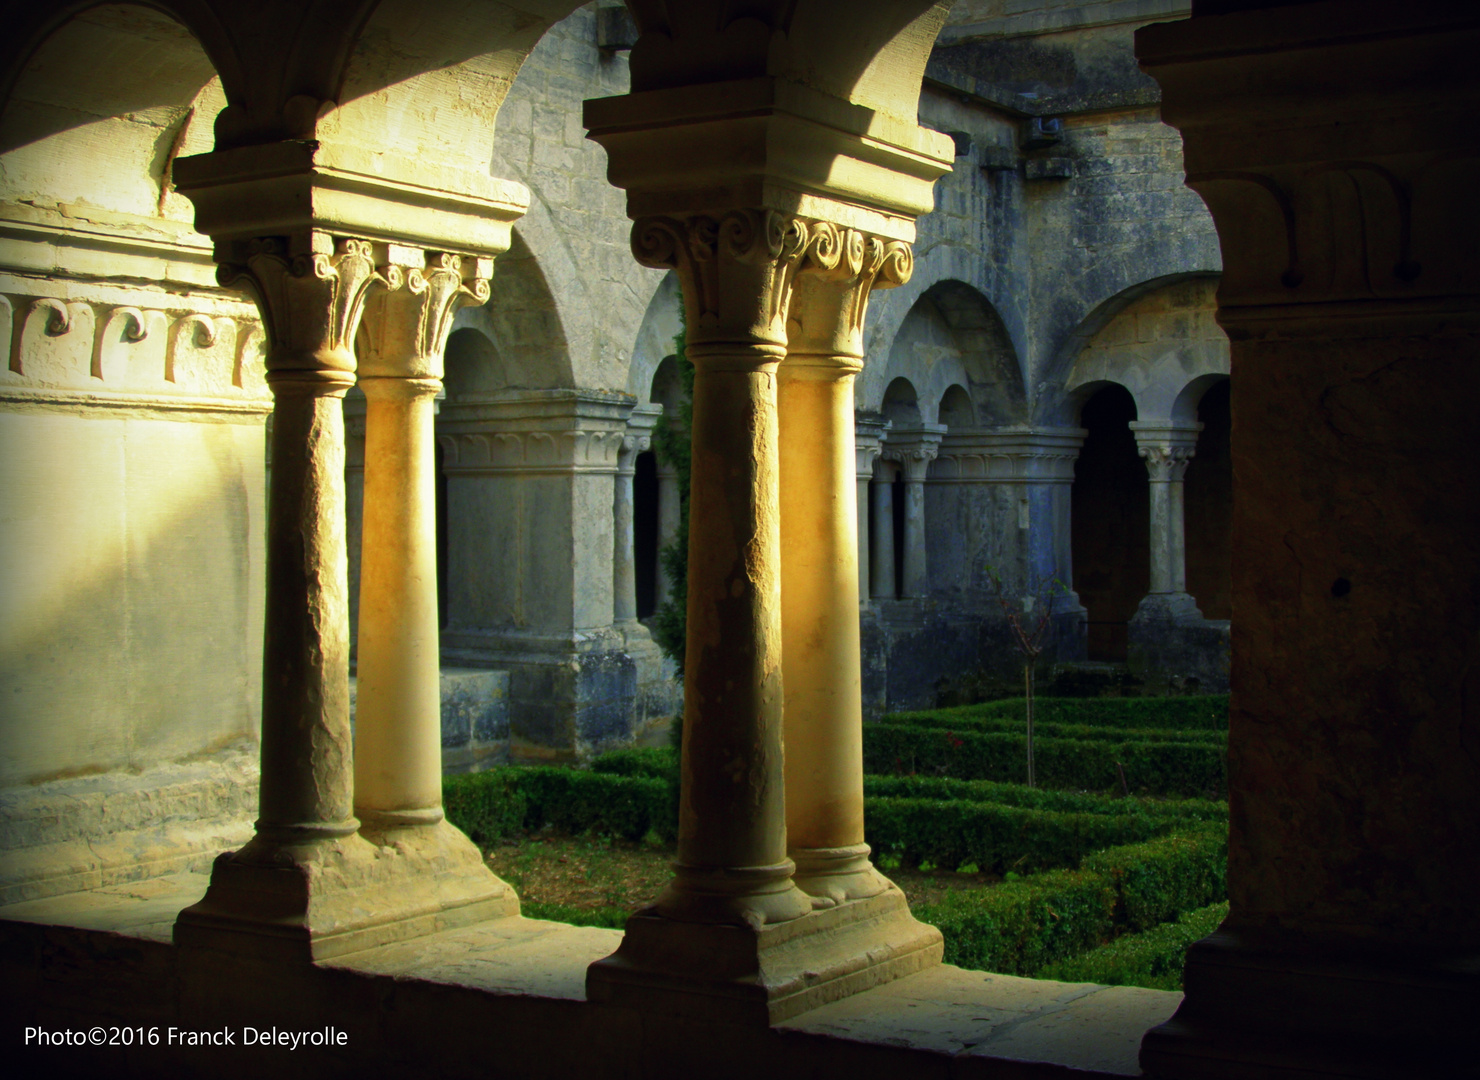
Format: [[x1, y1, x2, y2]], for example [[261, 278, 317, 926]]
[[790, 225, 913, 363], [218, 235, 397, 377], [1138, 443, 1195, 483], [618, 432, 652, 473], [631, 210, 814, 355], [359, 251, 493, 379]]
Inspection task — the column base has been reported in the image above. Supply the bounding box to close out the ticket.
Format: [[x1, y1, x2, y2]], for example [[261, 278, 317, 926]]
[[1127, 593, 1230, 694], [586, 886, 943, 1025], [173, 819, 518, 962], [1139, 928, 1479, 1079], [791, 844, 892, 906]]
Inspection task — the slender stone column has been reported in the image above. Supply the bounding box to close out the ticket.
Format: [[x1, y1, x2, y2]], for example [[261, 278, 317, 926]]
[[781, 227, 911, 903], [343, 390, 367, 660], [854, 417, 889, 603], [870, 460, 897, 600], [230, 236, 390, 849], [613, 429, 649, 625], [1130, 421, 1201, 603], [655, 458, 679, 608], [624, 210, 816, 926], [884, 427, 944, 599], [354, 252, 491, 828]]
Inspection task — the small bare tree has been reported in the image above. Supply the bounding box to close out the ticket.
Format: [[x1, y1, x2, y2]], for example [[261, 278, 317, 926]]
[[985, 567, 1069, 789]]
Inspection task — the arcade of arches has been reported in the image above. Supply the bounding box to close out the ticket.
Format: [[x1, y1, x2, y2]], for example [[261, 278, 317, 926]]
[[0, 2, 1475, 1078]]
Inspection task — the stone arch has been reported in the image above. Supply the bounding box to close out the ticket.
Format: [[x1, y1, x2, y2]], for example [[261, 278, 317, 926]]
[[1042, 271, 1223, 424], [448, 229, 574, 392], [629, 271, 683, 403], [938, 383, 974, 429], [882, 376, 922, 426], [1063, 275, 1228, 424], [0, 4, 225, 225], [862, 280, 1025, 426]]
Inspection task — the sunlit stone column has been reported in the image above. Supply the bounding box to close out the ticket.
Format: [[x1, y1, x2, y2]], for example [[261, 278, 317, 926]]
[[870, 459, 897, 600], [613, 425, 650, 625], [854, 416, 889, 602], [227, 236, 388, 851], [781, 228, 910, 903], [885, 427, 944, 599], [354, 252, 491, 828], [628, 210, 815, 927]]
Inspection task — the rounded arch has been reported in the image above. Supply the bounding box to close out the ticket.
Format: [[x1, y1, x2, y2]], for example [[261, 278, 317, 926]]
[[1041, 271, 1223, 424], [448, 228, 574, 391], [628, 271, 683, 402], [1172, 371, 1231, 424], [0, 4, 225, 225], [442, 326, 507, 399], [938, 383, 974, 429], [882, 376, 922, 426], [1062, 275, 1228, 425], [861, 279, 1026, 427]]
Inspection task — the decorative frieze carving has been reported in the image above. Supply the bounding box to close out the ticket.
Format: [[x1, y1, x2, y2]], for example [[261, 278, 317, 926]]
[[930, 427, 1087, 484], [0, 289, 267, 410]]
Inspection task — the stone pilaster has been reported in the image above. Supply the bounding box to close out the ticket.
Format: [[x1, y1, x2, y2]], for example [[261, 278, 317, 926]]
[[883, 425, 945, 599], [437, 388, 639, 758], [854, 416, 890, 603], [1137, 5, 1480, 1077]]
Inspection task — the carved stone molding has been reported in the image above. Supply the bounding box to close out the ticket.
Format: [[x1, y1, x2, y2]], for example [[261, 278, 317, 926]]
[[855, 416, 891, 480], [882, 423, 946, 482], [217, 234, 397, 377], [931, 427, 1087, 485], [1129, 421, 1201, 483], [438, 389, 635, 476], [359, 251, 493, 379], [790, 224, 913, 362]]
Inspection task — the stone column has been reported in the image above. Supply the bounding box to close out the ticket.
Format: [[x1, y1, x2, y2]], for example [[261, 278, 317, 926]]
[[353, 252, 491, 830], [1138, 7, 1480, 1077], [781, 227, 911, 903], [869, 459, 898, 600], [1130, 420, 1202, 615], [884, 426, 944, 599], [343, 389, 367, 658], [854, 416, 889, 602], [613, 418, 652, 626]]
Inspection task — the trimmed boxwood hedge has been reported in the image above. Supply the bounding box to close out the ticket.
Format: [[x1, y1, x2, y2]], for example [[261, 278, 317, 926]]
[[913, 828, 1227, 975], [444, 766, 676, 844], [863, 775, 1227, 822], [863, 724, 1226, 797], [880, 715, 1226, 745], [895, 695, 1229, 732], [864, 796, 1206, 874], [1035, 901, 1228, 990]]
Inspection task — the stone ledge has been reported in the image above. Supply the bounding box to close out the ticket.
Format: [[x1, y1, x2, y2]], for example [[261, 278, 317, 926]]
[[2, 872, 1179, 1079]]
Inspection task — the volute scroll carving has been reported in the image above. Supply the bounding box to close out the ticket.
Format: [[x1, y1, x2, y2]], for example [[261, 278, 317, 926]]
[[1138, 443, 1195, 483], [218, 236, 399, 378]]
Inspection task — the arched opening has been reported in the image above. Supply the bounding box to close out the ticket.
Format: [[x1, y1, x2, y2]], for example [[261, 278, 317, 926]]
[[938, 383, 975, 429], [1072, 383, 1147, 661], [1184, 377, 1231, 620], [634, 449, 659, 619]]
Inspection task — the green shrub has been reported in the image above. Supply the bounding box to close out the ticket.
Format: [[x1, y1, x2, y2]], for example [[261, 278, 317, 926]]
[[443, 768, 526, 844], [912, 826, 1226, 975], [590, 746, 677, 781], [891, 695, 1228, 732], [1036, 901, 1228, 990], [863, 724, 1226, 797], [881, 714, 1225, 745], [443, 767, 676, 843], [863, 775, 1227, 822], [864, 797, 1205, 874]]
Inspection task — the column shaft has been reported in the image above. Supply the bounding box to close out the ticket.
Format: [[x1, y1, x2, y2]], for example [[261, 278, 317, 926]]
[[855, 474, 872, 600], [779, 361, 887, 902], [1147, 474, 1175, 594], [613, 438, 641, 623], [662, 344, 811, 923], [354, 375, 444, 824], [900, 470, 928, 598], [258, 370, 358, 839]]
